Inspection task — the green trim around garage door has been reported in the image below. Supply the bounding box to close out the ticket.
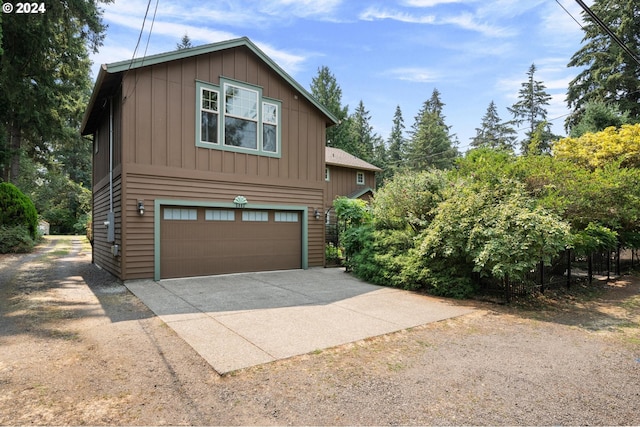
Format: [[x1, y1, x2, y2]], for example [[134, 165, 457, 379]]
[[154, 199, 308, 281]]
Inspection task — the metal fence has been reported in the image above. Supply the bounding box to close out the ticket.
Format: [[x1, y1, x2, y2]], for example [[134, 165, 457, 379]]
[[477, 247, 639, 302]]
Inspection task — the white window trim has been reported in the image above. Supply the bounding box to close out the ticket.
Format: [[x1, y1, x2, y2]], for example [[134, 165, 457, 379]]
[[242, 211, 269, 222], [275, 212, 299, 222], [164, 208, 197, 220], [205, 209, 235, 221], [325, 167, 330, 182], [195, 79, 281, 158], [356, 171, 365, 185]]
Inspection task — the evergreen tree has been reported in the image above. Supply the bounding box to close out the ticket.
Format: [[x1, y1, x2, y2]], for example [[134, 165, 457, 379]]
[[387, 105, 406, 174], [176, 33, 193, 50], [406, 89, 458, 170], [569, 101, 630, 137], [348, 100, 377, 162], [566, 0, 640, 129], [470, 101, 516, 152], [507, 64, 553, 154], [0, 0, 109, 183], [309, 66, 350, 150]]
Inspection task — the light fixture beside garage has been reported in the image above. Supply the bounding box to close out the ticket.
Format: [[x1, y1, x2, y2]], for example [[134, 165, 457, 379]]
[[137, 200, 145, 215], [314, 208, 321, 220], [234, 195, 248, 208]]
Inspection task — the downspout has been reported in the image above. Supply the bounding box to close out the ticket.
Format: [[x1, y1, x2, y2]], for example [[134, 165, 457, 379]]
[[105, 97, 115, 246], [109, 97, 113, 214]]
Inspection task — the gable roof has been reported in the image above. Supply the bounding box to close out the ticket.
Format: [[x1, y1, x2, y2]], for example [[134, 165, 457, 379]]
[[325, 147, 382, 172], [81, 37, 338, 135]]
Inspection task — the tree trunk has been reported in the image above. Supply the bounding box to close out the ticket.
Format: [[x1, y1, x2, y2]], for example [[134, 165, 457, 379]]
[[7, 122, 21, 183]]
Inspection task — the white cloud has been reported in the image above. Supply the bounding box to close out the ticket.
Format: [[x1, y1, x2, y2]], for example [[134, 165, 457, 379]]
[[440, 12, 515, 38], [401, 0, 471, 6], [386, 67, 440, 83], [360, 7, 435, 24]]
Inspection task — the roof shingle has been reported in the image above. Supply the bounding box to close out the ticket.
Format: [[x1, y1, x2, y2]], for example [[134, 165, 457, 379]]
[[325, 147, 382, 172]]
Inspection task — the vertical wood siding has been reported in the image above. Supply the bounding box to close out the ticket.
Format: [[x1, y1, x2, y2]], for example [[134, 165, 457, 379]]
[[324, 166, 376, 208], [119, 45, 326, 183], [93, 45, 331, 279]]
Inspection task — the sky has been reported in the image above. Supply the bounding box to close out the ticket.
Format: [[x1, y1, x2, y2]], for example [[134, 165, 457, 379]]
[[89, 0, 593, 152]]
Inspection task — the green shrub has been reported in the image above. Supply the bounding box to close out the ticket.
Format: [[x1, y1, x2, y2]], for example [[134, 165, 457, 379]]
[[0, 182, 38, 239], [0, 225, 35, 253]]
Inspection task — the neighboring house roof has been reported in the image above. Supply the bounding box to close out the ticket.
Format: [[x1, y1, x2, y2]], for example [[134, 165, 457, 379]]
[[81, 37, 338, 135], [325, 147, 382, 172], [347, 187, 375, 199]]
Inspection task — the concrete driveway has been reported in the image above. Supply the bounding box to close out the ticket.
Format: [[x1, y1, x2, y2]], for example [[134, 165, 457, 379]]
[[125, 268, 473, 374]]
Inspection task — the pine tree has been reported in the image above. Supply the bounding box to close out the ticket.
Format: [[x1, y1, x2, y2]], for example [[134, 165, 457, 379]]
[[0, 1, 108, 183], [507, 64, 553, 154], [406, 89, 458, 170], [309, 66, 350, 150], [176, 33, 193, 50], [387, 105, 406, 173], [470, 101, 516, 151], [567, 0, 640, 129], [348, 100, 377, 162]]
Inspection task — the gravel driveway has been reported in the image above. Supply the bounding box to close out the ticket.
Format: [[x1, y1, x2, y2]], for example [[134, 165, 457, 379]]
[[1, 236, 639, 425]]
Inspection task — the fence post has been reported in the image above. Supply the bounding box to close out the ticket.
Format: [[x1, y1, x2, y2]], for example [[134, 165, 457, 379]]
[[616, 243, 621, 276], [588, 253, 593, 283], [539, 260, 545, 294]]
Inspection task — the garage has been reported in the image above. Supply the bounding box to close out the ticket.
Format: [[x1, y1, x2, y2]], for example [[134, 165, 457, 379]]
[[160, 206, 302, 279]]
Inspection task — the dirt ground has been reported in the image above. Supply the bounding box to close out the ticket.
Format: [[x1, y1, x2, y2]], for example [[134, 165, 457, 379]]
[[1, 235, 639, 426]]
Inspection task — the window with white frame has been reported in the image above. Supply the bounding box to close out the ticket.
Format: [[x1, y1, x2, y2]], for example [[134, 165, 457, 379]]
[[205, 210, 235, 221], [356, 171, 365, 185], [325, 167, 330, 181], [275, 212, 298, 222], [164, 208, 197, 220], [200, 88, 219, 144], [242, 211, 269, 222], [196, 79, 281, 157]]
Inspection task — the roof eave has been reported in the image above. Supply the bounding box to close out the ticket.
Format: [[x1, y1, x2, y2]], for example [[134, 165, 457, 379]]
[[98, 37, 338, 127]]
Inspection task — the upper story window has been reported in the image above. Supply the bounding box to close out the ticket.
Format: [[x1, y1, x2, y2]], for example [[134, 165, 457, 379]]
[[356, 171, 365, 185], [196, 78, 281, 157]]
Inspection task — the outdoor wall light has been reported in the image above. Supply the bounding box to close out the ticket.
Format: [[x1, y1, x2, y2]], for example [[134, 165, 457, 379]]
[[314, 208, 321, 220], [137, 200, 145, 216]]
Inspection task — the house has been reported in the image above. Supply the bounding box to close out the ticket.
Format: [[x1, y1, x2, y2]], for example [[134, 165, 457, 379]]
[[81, 37, 337, 280], [38, 220, 50, 236], [324, 146, 381, 222]]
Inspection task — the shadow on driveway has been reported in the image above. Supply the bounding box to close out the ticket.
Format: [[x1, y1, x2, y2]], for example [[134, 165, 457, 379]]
[[126, 268, 474, 374]]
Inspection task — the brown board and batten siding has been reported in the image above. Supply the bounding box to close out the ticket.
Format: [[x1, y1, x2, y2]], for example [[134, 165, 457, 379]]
[[82, 38, 337, 280], [114, 43, 328, 280]]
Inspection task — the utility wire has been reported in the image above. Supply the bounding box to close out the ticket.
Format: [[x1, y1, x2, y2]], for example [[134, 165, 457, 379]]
[[554, 0, 584, 30], [573, 0, 640, 67]]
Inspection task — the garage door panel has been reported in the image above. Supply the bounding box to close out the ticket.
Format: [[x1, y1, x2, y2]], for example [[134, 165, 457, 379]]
[[161, 207, 301, 279]]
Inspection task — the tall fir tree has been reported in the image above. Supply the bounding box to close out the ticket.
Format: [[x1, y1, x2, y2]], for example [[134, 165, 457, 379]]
[[406, 89, 458, 170], [387, 105, 406, 174], [566, 0, 640, 130], [176, 33, 193, 50], [0, 0, 110, 183], [348, 100, 378, 162], [309, 66, 350, 150], [507, 64, 553, 154], [470, 101, 516, 151]]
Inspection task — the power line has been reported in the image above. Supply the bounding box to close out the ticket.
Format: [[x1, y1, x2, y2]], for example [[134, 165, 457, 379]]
[[554, 0, 584, 30], [573, 0, 640, 67]]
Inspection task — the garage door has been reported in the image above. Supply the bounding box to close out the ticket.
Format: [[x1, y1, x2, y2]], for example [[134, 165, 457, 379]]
[[160, 207, 302, 279]]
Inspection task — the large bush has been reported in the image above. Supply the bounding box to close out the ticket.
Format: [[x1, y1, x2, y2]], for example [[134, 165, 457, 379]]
[[0, 182, 38, 238], [0, 225, 35, 253]]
